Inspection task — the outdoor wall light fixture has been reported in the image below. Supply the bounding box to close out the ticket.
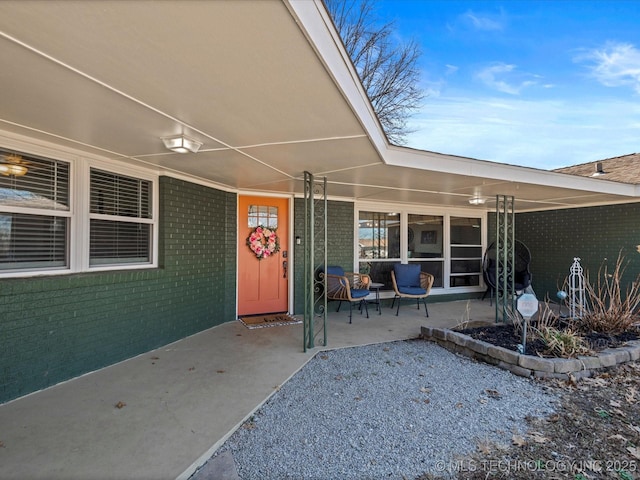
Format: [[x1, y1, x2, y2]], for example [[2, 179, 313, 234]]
[[161, 134, 203, 154], [468, 195, 487, 205]]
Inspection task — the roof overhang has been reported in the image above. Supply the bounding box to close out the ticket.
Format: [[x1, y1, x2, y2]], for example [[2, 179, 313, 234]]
[[0, 0, 637, 213]]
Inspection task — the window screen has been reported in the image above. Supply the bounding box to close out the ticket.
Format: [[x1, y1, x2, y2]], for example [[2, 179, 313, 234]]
[[0, 214, 67, 270], [89, 169, 152, 266], [0, 153, 69, 211], [0, 151, 70, 271], [90, 169, 151, 218]]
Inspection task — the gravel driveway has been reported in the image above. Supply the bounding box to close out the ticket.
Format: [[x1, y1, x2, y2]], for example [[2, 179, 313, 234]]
[[202, 339, 558, 479]]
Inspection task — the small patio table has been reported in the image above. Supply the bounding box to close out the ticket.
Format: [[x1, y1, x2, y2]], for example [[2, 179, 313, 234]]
[[368, 282, 384, 315]]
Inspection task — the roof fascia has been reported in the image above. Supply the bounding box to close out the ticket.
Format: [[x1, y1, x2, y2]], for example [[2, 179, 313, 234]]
[[284, 0, 388, 161], [386, 145, 639, 198]]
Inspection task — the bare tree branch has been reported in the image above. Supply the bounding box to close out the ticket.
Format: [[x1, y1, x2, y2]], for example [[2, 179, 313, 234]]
[[324, 0, 425, 144]]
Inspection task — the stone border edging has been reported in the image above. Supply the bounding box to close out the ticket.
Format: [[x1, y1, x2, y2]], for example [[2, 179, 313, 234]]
[[420, 326, 640, 380]]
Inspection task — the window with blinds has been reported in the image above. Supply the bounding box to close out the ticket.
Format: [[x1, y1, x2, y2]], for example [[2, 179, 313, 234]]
[[0, 151, 70, 271], [0, 149, 157, 276], [89, 169, 152, 266]]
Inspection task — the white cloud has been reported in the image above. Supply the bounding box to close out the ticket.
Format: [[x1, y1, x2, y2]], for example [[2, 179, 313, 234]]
[[576, 42, 640, 93], [463, 10, 504, 31], [445, 64, 459, 75], [475, 63, 537, 95], [405, 95, 640, 169]]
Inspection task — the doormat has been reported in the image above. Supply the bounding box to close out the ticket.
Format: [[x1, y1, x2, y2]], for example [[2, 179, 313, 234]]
[[239, 313, 302, 329]]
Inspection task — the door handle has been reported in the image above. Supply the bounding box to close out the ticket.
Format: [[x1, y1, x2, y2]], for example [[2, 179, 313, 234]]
[[282, 260, 288, 279]]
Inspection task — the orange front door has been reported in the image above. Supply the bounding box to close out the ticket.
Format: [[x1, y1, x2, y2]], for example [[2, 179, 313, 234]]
[[238, 196, 289, 316]]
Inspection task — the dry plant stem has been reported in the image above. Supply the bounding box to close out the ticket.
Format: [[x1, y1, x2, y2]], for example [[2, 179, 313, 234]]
[[582, 252, 640, 334], [506, 307, 524, 336], [511, 297, 565, 337], [536, 302, 559, 331]]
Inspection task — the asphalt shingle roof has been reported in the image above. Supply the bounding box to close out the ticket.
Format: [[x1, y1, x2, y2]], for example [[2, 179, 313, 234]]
[[554, 153, 640, 184]]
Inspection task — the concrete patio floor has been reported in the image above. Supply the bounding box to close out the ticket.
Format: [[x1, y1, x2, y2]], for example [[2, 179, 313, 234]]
[[0, 299, 496, 480]]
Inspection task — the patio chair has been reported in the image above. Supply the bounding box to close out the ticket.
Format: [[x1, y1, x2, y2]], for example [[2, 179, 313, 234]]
[[390, 263, 434, 317], [323, 266, 371, 323], [482, 240, 532, 305]]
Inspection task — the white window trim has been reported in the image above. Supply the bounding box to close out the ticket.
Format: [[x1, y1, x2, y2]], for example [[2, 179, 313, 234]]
[[0, 143, 158, 278], [80, 159, 158, 272], [355, 201, 487, 294]]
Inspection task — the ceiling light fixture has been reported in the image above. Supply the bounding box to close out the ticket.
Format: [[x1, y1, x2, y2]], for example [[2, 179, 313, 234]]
[[0, 163, 28, 176], [161, 134, 203, 154], [468, 195, 486, 205], [0, 154, 29, 176]]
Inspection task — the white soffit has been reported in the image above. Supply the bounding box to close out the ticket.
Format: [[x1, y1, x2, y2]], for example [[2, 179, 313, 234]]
[[0, 0, 637, 213]]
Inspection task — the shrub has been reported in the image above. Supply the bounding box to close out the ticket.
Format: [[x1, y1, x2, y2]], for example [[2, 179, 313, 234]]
[[580, 253, 640, 335], [534, 326, 590, 358]]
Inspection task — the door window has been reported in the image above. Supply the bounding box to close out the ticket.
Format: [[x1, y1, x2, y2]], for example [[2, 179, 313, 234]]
[[248, 204, 278, 228]]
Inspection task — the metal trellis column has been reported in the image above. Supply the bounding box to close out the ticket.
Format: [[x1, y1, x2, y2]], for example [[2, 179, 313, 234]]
[[303, 171, 327, 352], [495, 195, 515, 323]]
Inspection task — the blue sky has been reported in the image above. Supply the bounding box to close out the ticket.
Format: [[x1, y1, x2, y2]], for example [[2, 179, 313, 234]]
[[375, 0, 640, 169]]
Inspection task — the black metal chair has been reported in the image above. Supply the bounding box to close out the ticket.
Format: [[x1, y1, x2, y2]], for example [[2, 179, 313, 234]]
[[482, 240, 532, 305]]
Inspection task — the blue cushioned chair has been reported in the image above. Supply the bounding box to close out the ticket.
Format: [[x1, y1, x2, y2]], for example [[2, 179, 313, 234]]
[[390, 263, 434, 317], [323, 266, 371, 323]]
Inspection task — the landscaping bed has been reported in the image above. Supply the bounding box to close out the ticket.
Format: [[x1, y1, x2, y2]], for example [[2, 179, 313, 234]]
[[421, 325, 640, 380], [418, 360, 640, 480], [459, 323, 640, 357]]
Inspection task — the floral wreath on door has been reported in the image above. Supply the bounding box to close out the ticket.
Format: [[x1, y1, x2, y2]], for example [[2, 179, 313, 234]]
[[247, 226, 280, 260]]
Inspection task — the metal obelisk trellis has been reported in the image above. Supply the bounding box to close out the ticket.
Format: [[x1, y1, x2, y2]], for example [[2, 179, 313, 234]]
[[569, 257, 586, 319], [303, 171, 327, 352], [495, 195, 515, 323]]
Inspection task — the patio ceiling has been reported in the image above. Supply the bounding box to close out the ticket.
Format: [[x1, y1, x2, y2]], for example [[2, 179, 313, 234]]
[[0, 0, 637, 213]]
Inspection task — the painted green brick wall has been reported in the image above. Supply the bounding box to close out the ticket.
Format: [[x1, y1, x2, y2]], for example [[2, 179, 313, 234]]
[[515, 203, 640, 301], [0, 177, 236, 404], [293, 199, 354, 314]]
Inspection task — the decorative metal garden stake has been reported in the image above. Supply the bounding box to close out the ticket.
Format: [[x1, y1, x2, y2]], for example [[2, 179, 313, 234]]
[[569, 257, 585, 319], [556, 290, 568, 316]]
